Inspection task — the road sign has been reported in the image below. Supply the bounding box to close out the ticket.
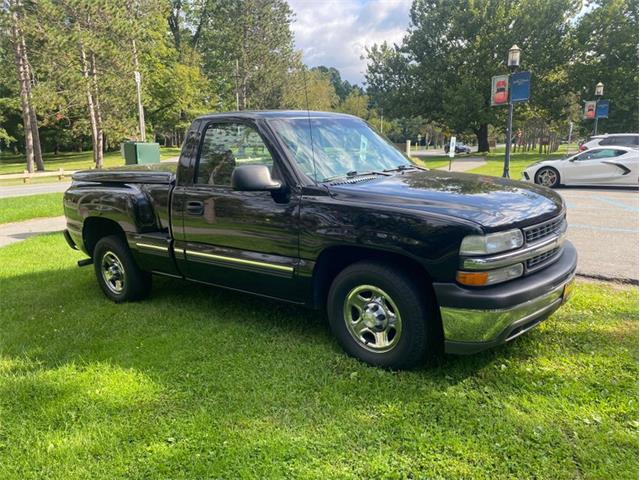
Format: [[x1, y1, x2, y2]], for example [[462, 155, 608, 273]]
[[491, 75, 509, 106], [510, 71, 531, 103], [583, 101, 596, 120], [596, 99, 609, 119], [448, 136, 456, 158]]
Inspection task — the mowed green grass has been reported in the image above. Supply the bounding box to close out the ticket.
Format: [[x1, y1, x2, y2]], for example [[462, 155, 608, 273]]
[[0, 148, 181, 183], [0, 192, 63, 224], [469, 145, 579, 179], [0, 234, 637, 479]]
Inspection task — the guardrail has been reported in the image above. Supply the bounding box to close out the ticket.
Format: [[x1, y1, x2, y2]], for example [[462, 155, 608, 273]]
[[0, 168, 75, 183]]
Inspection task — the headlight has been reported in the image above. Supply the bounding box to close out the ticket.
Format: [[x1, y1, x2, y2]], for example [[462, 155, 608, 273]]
[[460, 229, 524, 255]]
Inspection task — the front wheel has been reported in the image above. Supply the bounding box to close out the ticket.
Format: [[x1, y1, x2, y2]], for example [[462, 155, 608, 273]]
[[535, 167, 560, 188], [327, 261, 440, 369], [93, 235, 151, 302]]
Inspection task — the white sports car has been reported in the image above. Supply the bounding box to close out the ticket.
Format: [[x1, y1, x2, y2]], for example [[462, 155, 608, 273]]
[[521, 147, 639, 188]]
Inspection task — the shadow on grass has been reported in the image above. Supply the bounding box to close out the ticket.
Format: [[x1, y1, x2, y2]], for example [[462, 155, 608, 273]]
[[0, 263, 616, 384], [0, 261, 637, 478]]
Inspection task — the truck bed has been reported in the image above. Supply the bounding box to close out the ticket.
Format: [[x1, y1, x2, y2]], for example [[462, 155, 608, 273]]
[[72, 162, 177, 185]]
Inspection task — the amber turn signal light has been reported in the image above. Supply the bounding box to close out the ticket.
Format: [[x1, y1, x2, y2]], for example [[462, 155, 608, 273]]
[[456, 271, 489, 286]]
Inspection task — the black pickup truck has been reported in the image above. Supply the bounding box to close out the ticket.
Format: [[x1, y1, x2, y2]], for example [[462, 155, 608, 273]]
[[63, 111, 577, 368]]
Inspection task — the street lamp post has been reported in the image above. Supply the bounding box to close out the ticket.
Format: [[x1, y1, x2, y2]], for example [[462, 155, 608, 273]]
[[594, 82, 604, 136], [502, 45, 521, 178]]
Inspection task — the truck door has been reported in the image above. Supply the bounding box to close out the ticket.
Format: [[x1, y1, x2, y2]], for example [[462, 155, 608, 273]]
[[171, 120, 302, 302]]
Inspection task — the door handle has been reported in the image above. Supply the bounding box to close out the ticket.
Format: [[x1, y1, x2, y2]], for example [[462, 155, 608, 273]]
[[186, 201, 204, 215]]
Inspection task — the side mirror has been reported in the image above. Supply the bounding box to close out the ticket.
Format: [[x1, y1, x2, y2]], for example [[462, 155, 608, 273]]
[[231, 164, 282, 191]]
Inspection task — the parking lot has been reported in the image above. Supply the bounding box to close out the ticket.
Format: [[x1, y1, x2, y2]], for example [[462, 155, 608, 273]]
[[560, 187, 638, 282]]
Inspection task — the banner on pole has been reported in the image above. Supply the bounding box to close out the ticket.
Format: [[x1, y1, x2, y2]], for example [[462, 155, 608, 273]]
[[510, 71, 531, 103], [596, 100, 609, 119], [491, 75, 509, 106], [583, 101, 596, 120]]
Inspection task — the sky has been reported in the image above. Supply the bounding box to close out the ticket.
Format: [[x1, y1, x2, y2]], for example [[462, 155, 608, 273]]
[[288, 0, 412, 86]]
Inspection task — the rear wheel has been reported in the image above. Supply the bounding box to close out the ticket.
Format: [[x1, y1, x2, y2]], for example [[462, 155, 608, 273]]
[[93, 235, 151, 302], [327, 261, 440, 369], [535, 167, 560, 188]]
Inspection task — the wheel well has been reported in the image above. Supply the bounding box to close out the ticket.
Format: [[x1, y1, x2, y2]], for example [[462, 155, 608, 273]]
[[83, 217, 126, 257], [312, 246, 434, 310]]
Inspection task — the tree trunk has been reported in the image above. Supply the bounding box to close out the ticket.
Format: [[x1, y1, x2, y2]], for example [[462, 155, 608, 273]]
[[9, 3, 35, 173], [90, 53, 104, 168], [80, 43, 100, 168], [475, 124, 489, 152], [20, 32, 44, 171]]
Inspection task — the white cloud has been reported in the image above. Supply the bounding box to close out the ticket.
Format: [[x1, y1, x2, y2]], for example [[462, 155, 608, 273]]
[[289, 0, 412, 85]]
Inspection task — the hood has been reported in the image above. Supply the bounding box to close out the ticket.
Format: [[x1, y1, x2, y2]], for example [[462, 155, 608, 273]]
[[328, 169, 563, 230]]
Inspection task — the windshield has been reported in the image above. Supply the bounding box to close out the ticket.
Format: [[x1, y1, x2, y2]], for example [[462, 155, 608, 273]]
[[270, 116, 412, 182]]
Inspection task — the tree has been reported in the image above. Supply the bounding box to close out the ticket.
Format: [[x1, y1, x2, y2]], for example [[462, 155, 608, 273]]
[[2, 0, 44, 171], [197, 0, 299, 110], [282, 68, 338, 111], [571, 0, 639, 134], [366, 0, 581, 151], [312, 66, 361, 101], [338, 91, 370, 119]]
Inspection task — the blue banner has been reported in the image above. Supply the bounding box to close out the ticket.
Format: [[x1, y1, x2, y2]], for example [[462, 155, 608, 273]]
[[510, 71, 531, 103], [596, 100, 609, 119]]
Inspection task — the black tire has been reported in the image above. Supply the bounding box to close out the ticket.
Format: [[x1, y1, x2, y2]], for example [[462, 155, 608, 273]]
[[93, 235, 151, 302], [444, 146, 450, 153], [327, 261, 440, 369], [534, 167, 561, 188]]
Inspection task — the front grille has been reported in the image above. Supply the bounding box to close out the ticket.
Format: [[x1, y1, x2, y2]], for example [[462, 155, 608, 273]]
[[523, 215, 565, 244], [526, 247, 561, 271]]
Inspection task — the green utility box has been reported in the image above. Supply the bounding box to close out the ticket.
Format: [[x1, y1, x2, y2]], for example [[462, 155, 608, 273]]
[[121, 142, 160, 165]]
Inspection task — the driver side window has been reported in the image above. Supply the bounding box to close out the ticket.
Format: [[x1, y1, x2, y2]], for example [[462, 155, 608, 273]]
[[575, 149, 622, 161], [196, 123, 274, 186]]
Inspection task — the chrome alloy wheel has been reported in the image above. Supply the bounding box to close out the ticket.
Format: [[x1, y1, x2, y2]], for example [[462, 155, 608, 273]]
[[536, 168, 558, 187], [343, 285, 402, 353], [101, 251, 125, 294]]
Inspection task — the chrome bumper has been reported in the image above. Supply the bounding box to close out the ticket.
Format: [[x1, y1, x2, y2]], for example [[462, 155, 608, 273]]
[[441, 274, 575, 354]]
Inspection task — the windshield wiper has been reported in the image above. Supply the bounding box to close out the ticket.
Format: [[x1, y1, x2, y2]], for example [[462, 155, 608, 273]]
[[322, 170, 391, 183], [383, 164, 424, 173]]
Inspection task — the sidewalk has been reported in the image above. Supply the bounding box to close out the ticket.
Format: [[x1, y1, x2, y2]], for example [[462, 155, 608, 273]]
[[0, 216, 66, 247], [436, 156, 487, 173]]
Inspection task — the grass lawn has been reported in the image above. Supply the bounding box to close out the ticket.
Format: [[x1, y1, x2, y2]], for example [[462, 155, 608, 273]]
[[0, 234, 637, 479], [468, 144, 579, 179], [0, 148, 182, 183], [0, 192, 63, 224]]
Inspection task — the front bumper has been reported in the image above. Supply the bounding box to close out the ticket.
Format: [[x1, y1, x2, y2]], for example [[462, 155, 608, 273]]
[[435, 241, 577, 354]]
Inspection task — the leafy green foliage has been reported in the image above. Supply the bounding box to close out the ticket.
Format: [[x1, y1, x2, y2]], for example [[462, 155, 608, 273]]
[[570, 0, 639, 134], [365, 0, 638, 147]]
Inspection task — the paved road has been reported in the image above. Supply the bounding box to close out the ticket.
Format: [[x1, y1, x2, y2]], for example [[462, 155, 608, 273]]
[[436, 157, 487, 172], [559, 188, 638, 282], [0, 182, 71, 198], [0, 216, 66, 247]]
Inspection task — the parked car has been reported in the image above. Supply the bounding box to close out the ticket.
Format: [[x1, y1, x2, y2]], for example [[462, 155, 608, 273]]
[[522, 146, 639, 187], [444, 142, 472, 154], [63, 111, 577, 369], [579, 133, 639, 151]]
